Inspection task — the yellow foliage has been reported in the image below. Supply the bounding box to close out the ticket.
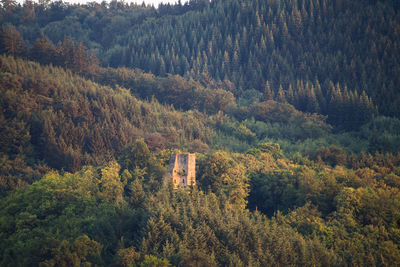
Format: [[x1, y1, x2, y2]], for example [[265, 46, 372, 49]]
[[99, 161, 124, 203]]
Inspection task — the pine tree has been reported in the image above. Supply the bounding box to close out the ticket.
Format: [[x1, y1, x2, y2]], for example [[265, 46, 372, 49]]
[[263, 80, 274, 101], [31, 33, 57, 65], [287, 84, 294, 103], [306, 85, 319, 113], [0, 25, 27, 57], [72, 42, 89, 74], [277, 85, 286, 103]]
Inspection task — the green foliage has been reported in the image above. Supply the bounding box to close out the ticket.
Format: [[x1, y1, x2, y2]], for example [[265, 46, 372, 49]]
[[139, 255, 171, 267], [118, 139, 166, 191], [119, 140, 153, 171], [244, 146, 400, 265], [115, 246, 140, 267], [0, 163, 129, 266], [1, 1, 400, 265], [198, 151, 249, 209], [249, 100, 331, 132], [1, 143, 400, 265], [0, 55, 215, 173], [361, 116, 400, 153], [39, 235, 102, 267], [141, 186, 336, 266], [2, 0, 397, 124], [248, 168, 306, 216], [96, 68, 236, 114], [314, 145, 348, 167], [248, 142, 284, 159]]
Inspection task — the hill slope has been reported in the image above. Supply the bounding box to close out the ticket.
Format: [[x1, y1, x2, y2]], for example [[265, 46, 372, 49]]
[[2, 0, 399, 119]]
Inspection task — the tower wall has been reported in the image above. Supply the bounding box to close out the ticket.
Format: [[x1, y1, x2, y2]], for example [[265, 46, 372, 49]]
[[164, 153, 196, 188]]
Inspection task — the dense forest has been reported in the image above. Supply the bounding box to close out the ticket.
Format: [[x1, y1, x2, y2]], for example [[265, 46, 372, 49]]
[[1, 0, 400, 266]]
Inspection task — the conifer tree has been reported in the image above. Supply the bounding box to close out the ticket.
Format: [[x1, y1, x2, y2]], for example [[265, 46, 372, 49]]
[[0, 25, 27, 57], [277, 84, 286, 103], [31, 33, 57, 65], [263, 80, 274, 101]]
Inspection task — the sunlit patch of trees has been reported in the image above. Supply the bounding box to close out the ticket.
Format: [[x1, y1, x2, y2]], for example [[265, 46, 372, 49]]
[[1, 140, 400, 265], [1, 0, 400, 265]]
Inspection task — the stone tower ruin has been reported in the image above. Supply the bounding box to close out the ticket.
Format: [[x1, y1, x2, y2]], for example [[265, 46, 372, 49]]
[[164, 153, 195, 189]]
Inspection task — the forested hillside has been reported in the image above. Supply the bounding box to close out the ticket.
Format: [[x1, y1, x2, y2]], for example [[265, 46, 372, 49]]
[[2, 0, 400, 120], [1, 0, 400, 266]]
